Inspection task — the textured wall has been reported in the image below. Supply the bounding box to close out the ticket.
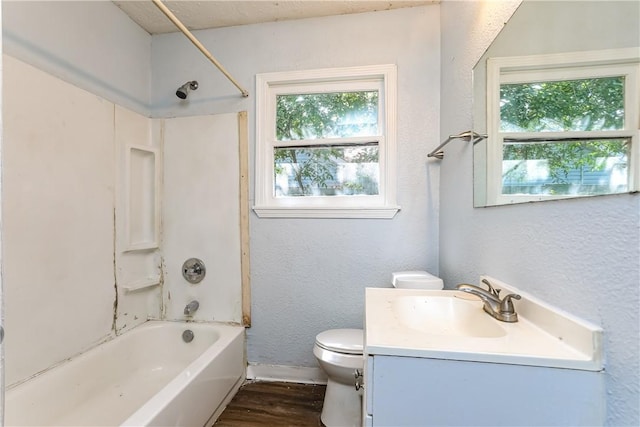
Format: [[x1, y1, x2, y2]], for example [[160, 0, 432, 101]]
[[439, 1, 639, 425], [151, 5, 442, 367]]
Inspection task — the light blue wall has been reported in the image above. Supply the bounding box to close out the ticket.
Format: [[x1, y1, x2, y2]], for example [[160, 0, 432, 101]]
[[2, 1, 151, 115], [439, 1, 639, 426], [149, 5, 441, 368]]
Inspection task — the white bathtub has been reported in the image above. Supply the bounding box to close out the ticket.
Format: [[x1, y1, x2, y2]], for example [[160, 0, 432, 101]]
[[5, 321, 246, 426]]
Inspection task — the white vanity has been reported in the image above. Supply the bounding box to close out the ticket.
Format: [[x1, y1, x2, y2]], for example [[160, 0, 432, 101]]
[[363, 276, 605, 426]]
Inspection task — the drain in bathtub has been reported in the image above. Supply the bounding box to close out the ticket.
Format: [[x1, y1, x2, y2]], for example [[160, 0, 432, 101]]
[[182, 329, 195, 343]]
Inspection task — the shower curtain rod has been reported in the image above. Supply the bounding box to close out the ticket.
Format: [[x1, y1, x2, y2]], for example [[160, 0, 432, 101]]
[[151, 0, 250, 98]]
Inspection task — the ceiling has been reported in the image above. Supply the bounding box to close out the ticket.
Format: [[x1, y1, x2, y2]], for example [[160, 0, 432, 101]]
[[113, 1, 434, 34]]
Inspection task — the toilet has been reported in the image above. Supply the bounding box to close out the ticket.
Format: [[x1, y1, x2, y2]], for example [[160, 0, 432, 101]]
[[313, 271, 443, 427], [313, 329, 364, 427]]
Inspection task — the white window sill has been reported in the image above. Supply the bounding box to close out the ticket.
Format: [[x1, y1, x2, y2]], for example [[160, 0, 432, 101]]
[[253, 205, 401, 219]]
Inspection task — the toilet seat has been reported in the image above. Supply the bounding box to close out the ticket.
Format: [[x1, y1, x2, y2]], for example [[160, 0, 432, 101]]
[[315, 329, 363, 355]]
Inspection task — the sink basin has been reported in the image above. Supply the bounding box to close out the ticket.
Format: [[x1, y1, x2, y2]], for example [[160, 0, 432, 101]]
[[392, 294, 506, 338]]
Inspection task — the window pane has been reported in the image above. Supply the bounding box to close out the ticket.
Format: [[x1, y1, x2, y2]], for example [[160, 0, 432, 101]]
[[276, 91, 379, 140], [500, 77, 625, 132], [502, 138, 629, 196], [274, 144, 379, 196]]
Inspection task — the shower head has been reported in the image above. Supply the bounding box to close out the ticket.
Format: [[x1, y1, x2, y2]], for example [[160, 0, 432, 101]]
[[176, 81, 198, 99]]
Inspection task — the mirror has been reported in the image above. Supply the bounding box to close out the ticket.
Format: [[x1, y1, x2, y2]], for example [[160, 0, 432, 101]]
[[473, 1, 640, 207]]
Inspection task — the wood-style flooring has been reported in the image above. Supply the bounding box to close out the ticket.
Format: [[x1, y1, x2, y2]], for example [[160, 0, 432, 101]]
[[214, 381, 326, 427]]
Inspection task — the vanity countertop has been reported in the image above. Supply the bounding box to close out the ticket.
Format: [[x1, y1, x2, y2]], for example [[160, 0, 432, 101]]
[[365, 277, 604, 371]]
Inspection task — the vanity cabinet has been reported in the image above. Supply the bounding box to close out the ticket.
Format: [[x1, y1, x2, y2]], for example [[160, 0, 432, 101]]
[[364, 282, 606, 427], [363, 354, 605, 426]]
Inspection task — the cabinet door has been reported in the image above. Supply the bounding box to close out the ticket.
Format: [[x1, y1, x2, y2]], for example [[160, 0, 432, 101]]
[[370, 355, 604, 426]]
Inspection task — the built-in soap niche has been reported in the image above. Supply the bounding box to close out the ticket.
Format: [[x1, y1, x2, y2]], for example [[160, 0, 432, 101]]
[[125, 144, 160, 251]]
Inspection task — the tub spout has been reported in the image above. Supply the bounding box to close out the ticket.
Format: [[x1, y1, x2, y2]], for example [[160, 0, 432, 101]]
[[184, 300, 199, 316]]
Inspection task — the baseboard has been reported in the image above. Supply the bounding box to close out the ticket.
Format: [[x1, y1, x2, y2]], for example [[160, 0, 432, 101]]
[[246, 363, 327, 385]]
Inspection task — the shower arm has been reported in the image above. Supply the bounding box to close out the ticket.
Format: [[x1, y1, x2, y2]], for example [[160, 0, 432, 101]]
[[151, 0, 250, 98]]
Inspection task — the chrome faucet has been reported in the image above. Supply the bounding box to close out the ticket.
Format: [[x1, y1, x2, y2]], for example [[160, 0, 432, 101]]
[[455, 282, 521, 322], [184, 300, 200, 316]]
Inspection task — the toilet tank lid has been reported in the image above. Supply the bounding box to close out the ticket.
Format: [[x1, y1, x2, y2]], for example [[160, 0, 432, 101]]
[[315, 329, 363, 354]]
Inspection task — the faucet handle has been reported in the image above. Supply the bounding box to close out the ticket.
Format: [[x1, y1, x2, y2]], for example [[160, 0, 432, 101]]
[[499, 293, 521, 314], [481, 278, 501, 297]]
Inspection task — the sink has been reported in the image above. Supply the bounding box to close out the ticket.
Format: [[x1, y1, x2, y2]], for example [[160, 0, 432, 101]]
[[392, 294, 506, 338], [365, 281, 604, 371], [364, 279, 606, 427]]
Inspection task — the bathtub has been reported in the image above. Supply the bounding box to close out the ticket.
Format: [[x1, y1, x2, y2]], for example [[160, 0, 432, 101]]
[[5, 321, 246, 426]]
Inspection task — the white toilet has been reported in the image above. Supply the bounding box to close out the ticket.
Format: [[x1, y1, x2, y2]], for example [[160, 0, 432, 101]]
[[313, 328, 364, 427], [313, 271, 443, 427]]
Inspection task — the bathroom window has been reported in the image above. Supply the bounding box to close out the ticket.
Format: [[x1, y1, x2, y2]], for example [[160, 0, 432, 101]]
[[486, 49, 639, 204], [254, 65, 399, 218]]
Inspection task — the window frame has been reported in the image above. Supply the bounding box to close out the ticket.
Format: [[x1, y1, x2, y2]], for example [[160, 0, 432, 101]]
[[486, 48, 640, 205], [254, 64, 399, 218]]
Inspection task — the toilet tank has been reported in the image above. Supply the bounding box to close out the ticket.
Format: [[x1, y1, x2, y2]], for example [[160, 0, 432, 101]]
[[391, 271, 443, 290]]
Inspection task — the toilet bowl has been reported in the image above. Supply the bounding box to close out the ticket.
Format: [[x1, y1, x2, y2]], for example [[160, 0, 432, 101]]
[[314, 271, 443, 426], [313, 328, 363, 427]]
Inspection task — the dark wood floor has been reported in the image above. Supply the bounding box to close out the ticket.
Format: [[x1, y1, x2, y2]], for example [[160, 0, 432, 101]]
[[214, 381, 326, 427]]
